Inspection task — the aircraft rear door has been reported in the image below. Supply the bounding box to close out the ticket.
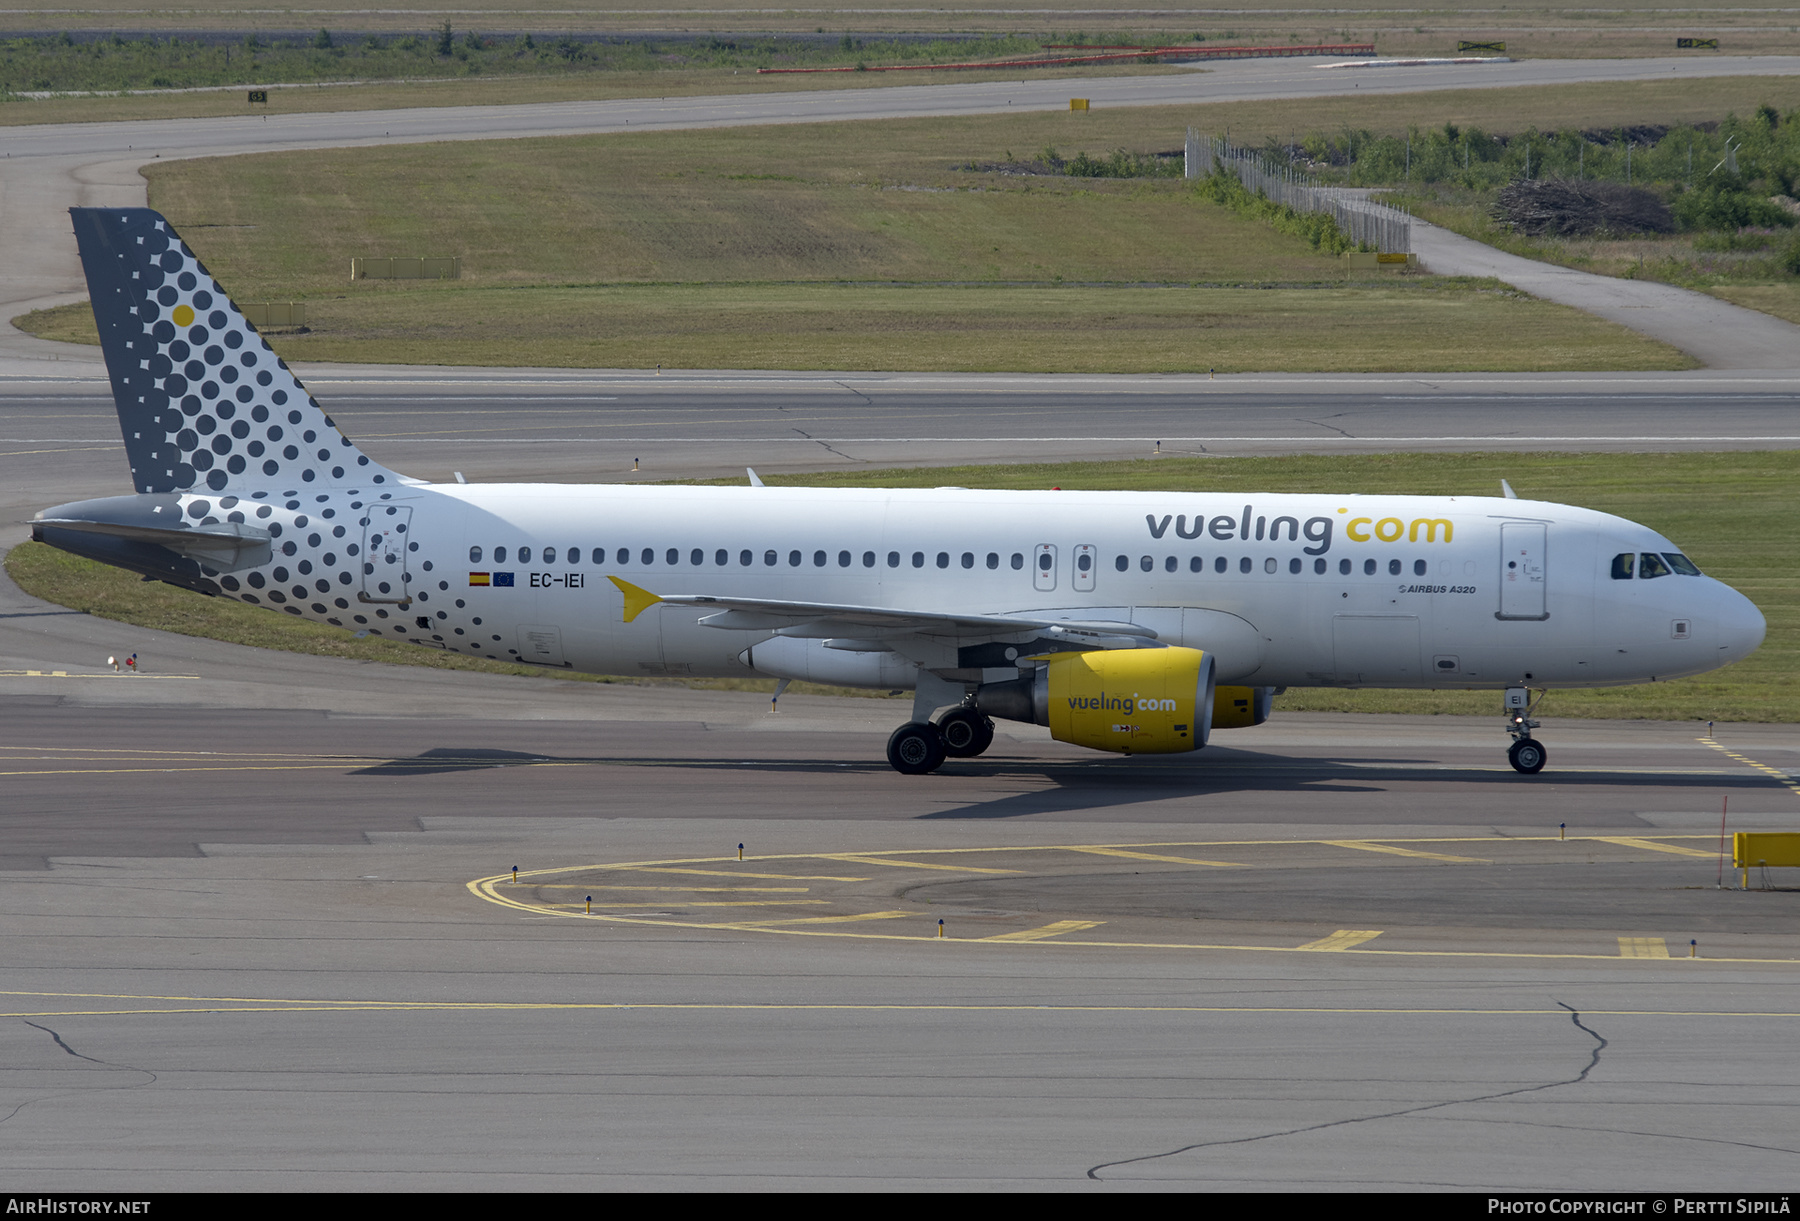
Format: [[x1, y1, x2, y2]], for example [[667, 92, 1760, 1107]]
[[360, 503, 413, 603], [1498, 522, 1549, 621]]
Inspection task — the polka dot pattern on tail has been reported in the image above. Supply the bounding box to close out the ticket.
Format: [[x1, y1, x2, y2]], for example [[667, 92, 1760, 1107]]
[[69, 208, 407, 497]]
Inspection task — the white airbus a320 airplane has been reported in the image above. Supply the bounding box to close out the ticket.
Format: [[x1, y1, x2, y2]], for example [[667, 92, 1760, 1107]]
[[36, 208, 1765, 774]]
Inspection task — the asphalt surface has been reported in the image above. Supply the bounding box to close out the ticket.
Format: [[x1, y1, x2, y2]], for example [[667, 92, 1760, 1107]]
[[3, 593, 1798, 1188], [4, 419, 1800, 1186]]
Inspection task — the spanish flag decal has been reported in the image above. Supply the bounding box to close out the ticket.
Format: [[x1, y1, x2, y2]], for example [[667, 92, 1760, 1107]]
[[469, 572, 490, 586]]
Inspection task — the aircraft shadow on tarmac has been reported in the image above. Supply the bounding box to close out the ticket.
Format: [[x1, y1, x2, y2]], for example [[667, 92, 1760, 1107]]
[[347, 744, 1776, 822]]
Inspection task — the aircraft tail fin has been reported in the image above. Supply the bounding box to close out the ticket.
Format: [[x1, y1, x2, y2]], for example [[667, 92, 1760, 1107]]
[[69, 207, 407, 496]]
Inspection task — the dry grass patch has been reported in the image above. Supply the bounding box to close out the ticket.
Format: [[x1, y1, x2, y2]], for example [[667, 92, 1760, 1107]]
[[18, 280, 1689, 372]]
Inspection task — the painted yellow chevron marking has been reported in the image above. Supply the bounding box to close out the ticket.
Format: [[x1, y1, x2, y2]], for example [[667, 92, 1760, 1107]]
[[719, 910, 914, 928], [607, 575, 662, 623], [1593, 837, 1716, 859], [819, 854, 1018, 874], [533, 885, 811, 892], [982, 920, 1105, 942], [1619, 937, 1671, 958], [1297, 929, 1384, 951], [606, 867, 867, 881], [1067, 847, 1245, 868], [1700, 738, 1800, 798], [549, 900, 828, 909], [1323, 841, 1487, 864]]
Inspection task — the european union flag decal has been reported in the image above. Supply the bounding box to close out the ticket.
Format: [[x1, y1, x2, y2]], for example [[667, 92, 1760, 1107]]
[[492, 572, 516, 587]]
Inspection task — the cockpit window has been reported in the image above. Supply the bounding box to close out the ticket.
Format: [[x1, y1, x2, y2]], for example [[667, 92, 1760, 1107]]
[[1664, 552, 1702, 576], [1610, 553, 1634, 580], [1639, 552, 1672, 579]]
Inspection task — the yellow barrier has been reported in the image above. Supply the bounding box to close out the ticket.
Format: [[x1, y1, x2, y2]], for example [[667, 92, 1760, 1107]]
[[1069, 98, 1089, 111], [240, 302, 307, 327], [1343, 252, 1417, 269], [1734, 832, 1800, 868], [350, 256, 462, 281]]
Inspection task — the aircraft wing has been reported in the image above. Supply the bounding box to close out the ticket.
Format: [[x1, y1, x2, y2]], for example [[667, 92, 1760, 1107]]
[[607, 577, 1156, 644]]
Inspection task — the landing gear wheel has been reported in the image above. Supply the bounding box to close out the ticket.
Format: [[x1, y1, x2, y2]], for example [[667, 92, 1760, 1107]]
[[1508, 738, 1547, 774], [887, 722, 947, 775], [936, 708, 995, 758]]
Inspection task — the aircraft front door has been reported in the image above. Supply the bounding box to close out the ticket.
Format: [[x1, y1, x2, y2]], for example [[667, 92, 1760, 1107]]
[[360, 504, 413, 603], [1498, 522, 1548, 621]]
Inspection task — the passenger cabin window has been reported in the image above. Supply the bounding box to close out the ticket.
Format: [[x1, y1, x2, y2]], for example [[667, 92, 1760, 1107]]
[[494, 546, 507, 563], [469, 546, 482, 563], [1640, 552, 1673, 579], [1611, 553, 1635, 580]]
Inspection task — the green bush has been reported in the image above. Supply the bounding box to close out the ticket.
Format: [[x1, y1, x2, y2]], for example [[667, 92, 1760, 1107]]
[[1194, 165, 1353, 254], [1672, 179, 1798, 232], [1781, 232, 1800, 275]]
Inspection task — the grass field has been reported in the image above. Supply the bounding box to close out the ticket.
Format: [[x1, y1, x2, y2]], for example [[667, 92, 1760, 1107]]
[[25, 87, 1757, 373], [10, 451, 1794, 722], [17, 279, 1687, 373]]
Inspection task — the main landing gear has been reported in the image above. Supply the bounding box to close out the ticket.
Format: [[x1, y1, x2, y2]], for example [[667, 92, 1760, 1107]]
[[885, 706, 995, 775], [1504, 686, 1547, 774]]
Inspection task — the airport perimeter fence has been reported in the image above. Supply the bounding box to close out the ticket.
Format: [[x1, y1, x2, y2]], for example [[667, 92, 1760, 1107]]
[[1185, 128, 1412, 254]]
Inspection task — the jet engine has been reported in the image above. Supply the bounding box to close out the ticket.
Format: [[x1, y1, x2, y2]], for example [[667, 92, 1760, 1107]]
[[974, 647, 1216, 754], [1211, 684, 1276, 729]]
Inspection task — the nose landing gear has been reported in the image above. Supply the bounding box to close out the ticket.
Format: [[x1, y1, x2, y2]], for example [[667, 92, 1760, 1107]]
[[1504, 686, 1547, 774]]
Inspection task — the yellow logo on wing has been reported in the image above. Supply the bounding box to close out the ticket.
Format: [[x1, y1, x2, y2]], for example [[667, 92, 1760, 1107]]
[[607, 576, 662, 623]]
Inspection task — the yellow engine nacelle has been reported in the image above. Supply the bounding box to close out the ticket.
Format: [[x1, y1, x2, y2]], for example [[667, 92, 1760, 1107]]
[[1212, 685, 1275, 730], [1043, 647, 1216, 754]]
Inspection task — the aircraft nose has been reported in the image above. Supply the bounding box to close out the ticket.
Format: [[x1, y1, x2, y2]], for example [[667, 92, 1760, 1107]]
[[1715, 584, 1766, 665]]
